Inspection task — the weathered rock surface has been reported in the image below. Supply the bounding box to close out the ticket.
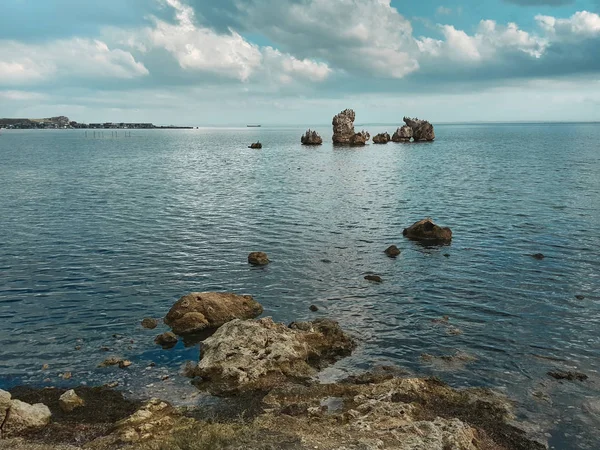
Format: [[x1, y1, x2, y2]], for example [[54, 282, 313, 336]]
[[154, 331, 178, 349], [164, 292, 263, 335], [392, 125, 413, 142], [2, 399, 51, 435], [301, 129, 323, 146], [403, 218, 452, 243], [193, 317, 356, 393], [332, 109, 356, 144], [349, 130, 370, 146], [58, 390, 85, 413], [248, 251, 269, 266], [248, 142, 262, 149], [141, 318, 158, 329], [116, 399, 179, 443], [384, 245, 401, 257], [548, 370, 588, 381], [372, 132, 391, 144], [0, 389, 11, 433], [404, 117, 435, 141]]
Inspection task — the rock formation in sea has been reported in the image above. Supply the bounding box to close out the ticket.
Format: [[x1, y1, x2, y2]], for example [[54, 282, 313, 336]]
[[191, 317, 355, 393], [403, 218, 452, 243], [372, 132, 391, 144], [164, 292, 263, 335], [248, 251, 270, 266], [301, 129, 323, 145], [392, 125, 413, 142], [154, 331, 178, 349], [384, 245, 401, 257], [349, 130, 370, 146], [248, 142, 262, 149], [332, 109, 356, 144], [403, 117, 435, 141]]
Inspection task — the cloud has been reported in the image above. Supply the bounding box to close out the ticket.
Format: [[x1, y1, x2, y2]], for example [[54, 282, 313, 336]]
[[536, 10, 600, 38], [0, 38, 148, 86], [503, 0, 574, 5], [436, 7, 453, 15]]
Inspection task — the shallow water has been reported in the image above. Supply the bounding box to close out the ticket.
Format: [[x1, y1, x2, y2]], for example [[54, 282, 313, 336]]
[[0, 124, 599, 448]]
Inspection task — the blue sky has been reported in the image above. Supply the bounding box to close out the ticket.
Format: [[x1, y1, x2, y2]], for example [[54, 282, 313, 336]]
[[1, 0, 600, 125]]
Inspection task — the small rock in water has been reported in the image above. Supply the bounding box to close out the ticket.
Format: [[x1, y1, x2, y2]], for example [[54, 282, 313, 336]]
[[42, 364, 49, 371], [141, 318, 159, 330], [98, 357, 125, 368], [119, 360, 132, 369], [75, 346, 82, 351], [59, 389, 85, 412], [62, 372, 72, 380], [365, 275, 383, 283], [548, 370, 588, 381], [248, 251, 270, 266], [384, 245, 401, 258], [104, 381, 119, 389], [155, 332, 178, 349], [447, 327, 463, 336], [403, 218, 452, 243], [100, 346, 111, 352], [309, 305, 319, 312], [531, 253, 545, 260], [432, 316, 450, 324], [575, 295, 585, 300], [444, 253, 450, 258]]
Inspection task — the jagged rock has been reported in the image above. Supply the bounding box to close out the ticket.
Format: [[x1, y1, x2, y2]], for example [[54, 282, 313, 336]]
[[384, 245, 401, 257], [248, 251, 269, 266], [349, 130, 370, 146], [403, 117, 435, 141], [141, 318, 158, 330], [154, 331, 178, 349], [2, 399, 51, 435], [116, 399, 179, 443], [372, 132, 390, 144], [332, 109, 356, 144], [403, 218, 452, 243], [301, 129, 323, 146], [59, 389, 85, 413], [0, 389, 11, 432], [193, 317, 355, 393], [164, 292, 263, 335], [392, 125, 413, 142], [248, 142, 262, 149]]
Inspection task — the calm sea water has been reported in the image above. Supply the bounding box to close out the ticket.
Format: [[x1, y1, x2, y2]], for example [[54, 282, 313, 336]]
[[0, 124, 599, 448]]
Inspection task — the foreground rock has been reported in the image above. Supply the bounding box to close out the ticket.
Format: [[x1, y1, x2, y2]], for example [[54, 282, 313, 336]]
[[403, 218, 452, 244], [248, 142, 262, 149], [164, 292, 263, 336], [332, 109, 356, 144], [248, 251, 269, 266], [58, 390, 85, 413], [372, 132, 391, 144], [404, 117, 435, 141], [0, 389, 51, 437], [191, 317, 356, 393], [154, 331, 178, 349], [301, 129, 323, 146], [392, 125, 413, 142]]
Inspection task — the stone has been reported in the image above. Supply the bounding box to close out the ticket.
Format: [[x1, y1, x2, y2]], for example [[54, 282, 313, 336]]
[[248, 251, 269, 266], [403, 117, 435, 141], [2, 399, 51, 435], [194, 317, 355, 393], [301, 129, 323, 145], [349, 130, 370, 146], [248, 142, 262, 149], [531, 253, 545, 260], [403, 218, 452, 243], [384, 245, 401, 257], [155, 332, 178, 349], [575, 295, 585, 300], [332, 109, 356, 144], [392, 125, 413, 142], [59, 389, 85, 413], [365, 275, 383, 283], [309, 305, 319, 312], [116, 399, 179, 443], [119, 360, 132, 369], [164, 292, 263, 335], [372, 132, 391, 144], [141, 318, 158, 329], [0, 389, 11, 431], [548, 370, 588, 381]]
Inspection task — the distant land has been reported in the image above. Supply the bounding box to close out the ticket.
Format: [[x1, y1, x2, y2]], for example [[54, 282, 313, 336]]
[[0, 116, 193, 130]]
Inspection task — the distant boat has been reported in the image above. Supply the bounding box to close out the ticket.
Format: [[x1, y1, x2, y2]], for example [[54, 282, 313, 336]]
[[247, 124, 261, 128]]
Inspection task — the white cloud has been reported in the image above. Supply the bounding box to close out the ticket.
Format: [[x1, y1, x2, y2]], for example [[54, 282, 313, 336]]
[[436, 6, 452, 15], [0, 38, 148, 86], [536, 10, 600, 38]]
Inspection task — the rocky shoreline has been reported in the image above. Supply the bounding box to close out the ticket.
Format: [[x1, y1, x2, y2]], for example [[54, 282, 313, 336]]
[[0, 219, 555, 449]]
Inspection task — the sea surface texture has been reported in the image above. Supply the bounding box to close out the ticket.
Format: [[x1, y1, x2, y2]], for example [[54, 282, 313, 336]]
[[0, 124, 599, 448]]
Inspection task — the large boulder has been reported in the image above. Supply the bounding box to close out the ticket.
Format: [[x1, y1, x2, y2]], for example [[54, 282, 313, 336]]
[[2, 399, 51, 435], [332, 109, 356, 144], [301, 129, 323, 146], [0, 389, 11, 433], [372, 132, 390, 144], [392, 125, 413, 142], [403, 117, 435, 141], [164, 292, 263, 335], [193, 317, 355, 393], [403, 218, 452, 243]]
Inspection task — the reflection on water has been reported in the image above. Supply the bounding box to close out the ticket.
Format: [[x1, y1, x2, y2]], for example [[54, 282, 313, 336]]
[[0, 124, 599, 448]]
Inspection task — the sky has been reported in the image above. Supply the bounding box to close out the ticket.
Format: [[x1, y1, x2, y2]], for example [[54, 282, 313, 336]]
[[1, 0, 600, 125]]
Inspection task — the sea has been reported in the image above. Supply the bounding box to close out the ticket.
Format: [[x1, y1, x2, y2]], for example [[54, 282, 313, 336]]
[[0, 124, 599, 449]]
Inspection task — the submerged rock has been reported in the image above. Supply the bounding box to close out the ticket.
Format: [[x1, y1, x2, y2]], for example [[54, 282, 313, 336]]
[[384, 245, 401, 258], [548, 370, 588, 381], [403, 117, 435, 141], [141, 318, 158, 330], [301, 129, 323, 146], [531, 253, 545, 260], [164, 292, 263, 335], [248, 142, 262, 149], [154, 331, 178, 349], [392, 125, 413, 142], [403, 218, 452, 243], [364, 275, 383, 283], [309, 305, 319, 312], [248, 251, 270, 266], [193, 317, 355, 393], [59, 389, 85, 413], [332, 109, 356, 144], [372, 132, 391, 144]]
